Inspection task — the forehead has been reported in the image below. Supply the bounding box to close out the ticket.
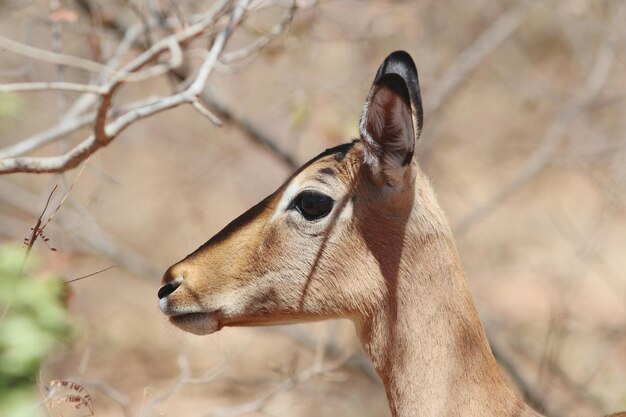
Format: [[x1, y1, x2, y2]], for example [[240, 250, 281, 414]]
[[290, 141, 360, 188], [270, 141, 361, 216], [189, 141, 362, 253]]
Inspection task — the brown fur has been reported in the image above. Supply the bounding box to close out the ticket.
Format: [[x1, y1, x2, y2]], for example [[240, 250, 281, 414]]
[[161, 142, 543, 417], [160, 53, 623, 417]]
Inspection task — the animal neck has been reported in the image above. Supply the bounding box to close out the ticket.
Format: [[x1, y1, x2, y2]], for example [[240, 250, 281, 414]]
[[355, 188, 541, 417]]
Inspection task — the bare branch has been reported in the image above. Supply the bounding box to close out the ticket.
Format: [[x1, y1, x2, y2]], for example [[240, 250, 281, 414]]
[[0, 113, 93, 159], [76, 380, 133, 417], [0, 82, 105, 94], [269, 325, 380, 383], [205, 345, 352, 417], [191, 99, 223, 126], [123, 0, 154, 47], [167, 0, 188, 29], [489, 337, 559, 417], [0, 33, 114, 75], [0, 96, 162, 159], [0, 178, 161, 278], [0, 27, 178, 85], [20, 185, 58, 276], [427, 2, 533, 115], [454, 21, 616, 236], [139, 356, 191, 417], [65, 265, 116, 284], [197, 90, 299, 170], [73, 0, 300, 172], [0, 0, 251, 174], [220, 2, 297, 65]]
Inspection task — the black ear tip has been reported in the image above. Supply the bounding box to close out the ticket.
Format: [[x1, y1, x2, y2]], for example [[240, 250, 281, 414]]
[[377, 50, 417, 78], [372, 50, 423, 132], [385, 51, 416, 69]]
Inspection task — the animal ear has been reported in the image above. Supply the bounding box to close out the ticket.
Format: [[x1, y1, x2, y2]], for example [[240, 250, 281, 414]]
[[359, 51, 423, 187]]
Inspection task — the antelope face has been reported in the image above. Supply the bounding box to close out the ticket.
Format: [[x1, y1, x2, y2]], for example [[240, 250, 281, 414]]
[[159, 51, 425, 335]]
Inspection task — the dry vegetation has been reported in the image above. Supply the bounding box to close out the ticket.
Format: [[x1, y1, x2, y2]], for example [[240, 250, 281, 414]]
[[0, 0, 625, 416]]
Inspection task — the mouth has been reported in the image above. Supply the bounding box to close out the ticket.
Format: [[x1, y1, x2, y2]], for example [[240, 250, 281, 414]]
[[168, 311, 221, 335]]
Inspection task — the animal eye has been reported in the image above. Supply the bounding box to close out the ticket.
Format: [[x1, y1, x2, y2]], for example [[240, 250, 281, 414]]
[[293, 191, 334, 221]]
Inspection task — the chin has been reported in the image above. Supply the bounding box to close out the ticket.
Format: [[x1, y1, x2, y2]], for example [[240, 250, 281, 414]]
[[168, 312, 221, 335]]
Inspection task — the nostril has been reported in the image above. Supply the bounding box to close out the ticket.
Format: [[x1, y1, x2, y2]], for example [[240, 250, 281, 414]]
[[158, 281, 181, 299]]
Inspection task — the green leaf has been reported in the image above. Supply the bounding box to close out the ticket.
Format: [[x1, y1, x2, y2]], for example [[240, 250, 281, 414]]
[[0, 245, 71, 416], [0, 94, 24, 120]]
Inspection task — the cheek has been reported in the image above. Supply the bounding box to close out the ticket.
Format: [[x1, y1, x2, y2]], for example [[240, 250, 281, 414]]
[[316, 230, 385, 311], [259, 220, 320, 266], [248, 214, 366, 307], [219, 280, 274, 316]]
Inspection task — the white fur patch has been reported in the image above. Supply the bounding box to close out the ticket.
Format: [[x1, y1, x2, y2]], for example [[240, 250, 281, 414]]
[[159, 296, 205, 316], [271, 179, 301, 220]]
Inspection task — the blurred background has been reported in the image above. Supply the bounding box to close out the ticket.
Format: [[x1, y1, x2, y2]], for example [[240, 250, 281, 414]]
[[0, 0, 625, 416]]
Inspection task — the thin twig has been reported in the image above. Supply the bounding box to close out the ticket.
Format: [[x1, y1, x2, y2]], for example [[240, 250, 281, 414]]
[[428, 2, 533, 115], [77, 380, 133, 417], [0, 96, 161, 159], [136, 355, 235, 417], [270, 325, 380, 383], [19, 185, 58, 276], [65, 265, 116, 283], [196, 90, 299, 170], [489, 336, 558, 417], [78, 0, 300, 171], [191, 99, 223, 125], [220, 1, 297, 65], [168, 0, 188, 29], [205, 343, 352, 417], [0, 33, 115, 75], [0, 81, 105, 94], [419, 1, 533, 154], [139, 356, 190, 417], [41, 157, 90, 230], [124, 0, 154, 47], [0, 179, 161, 278], [0, 22, 145, 160], [0, 1, 250, 174], [454, 22, 616, 236]]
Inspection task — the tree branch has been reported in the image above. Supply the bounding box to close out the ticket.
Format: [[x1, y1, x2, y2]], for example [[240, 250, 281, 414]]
[[0, 0, 249, 174], [454, 20, 616, 237], [79, 0, 301, 171]]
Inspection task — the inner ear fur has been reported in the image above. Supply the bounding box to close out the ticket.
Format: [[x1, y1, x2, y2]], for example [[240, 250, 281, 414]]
[[359, 51, 423, 188]]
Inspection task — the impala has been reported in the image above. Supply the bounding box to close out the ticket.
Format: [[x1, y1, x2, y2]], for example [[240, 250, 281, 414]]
[[158, 51, 624, 417]]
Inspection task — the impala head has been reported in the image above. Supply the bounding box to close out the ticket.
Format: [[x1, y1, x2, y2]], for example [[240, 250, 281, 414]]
[[159, 51, 447, 336]]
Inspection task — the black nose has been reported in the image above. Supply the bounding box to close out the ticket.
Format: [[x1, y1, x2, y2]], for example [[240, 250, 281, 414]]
[[158, 281, 181, 299]]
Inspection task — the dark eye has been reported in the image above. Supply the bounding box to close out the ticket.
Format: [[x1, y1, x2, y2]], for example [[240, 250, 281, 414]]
[[293, 191, 334, 221]]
